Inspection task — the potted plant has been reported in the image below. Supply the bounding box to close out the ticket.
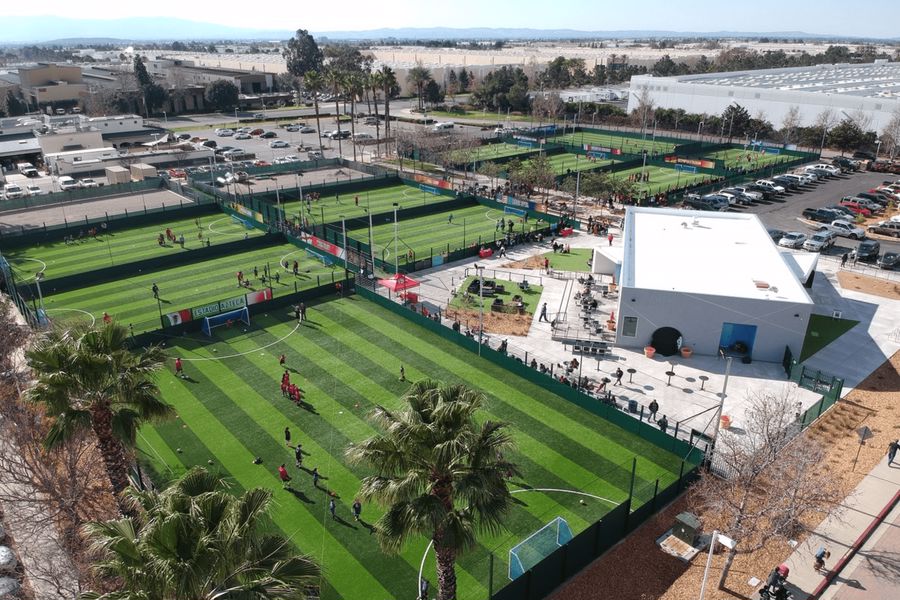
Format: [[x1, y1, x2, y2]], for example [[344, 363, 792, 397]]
[[644, 346, 656, 358], [680, 346, 693, 358]]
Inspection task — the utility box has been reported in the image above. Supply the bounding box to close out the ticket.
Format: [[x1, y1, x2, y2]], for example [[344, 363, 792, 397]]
[[104, 166, 130, 185], [672, 512, 701, 546], [130, 163, 157, 181]]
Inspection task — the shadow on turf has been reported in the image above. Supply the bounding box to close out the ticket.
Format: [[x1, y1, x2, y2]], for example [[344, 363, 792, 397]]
[[286, 487, 315, 504], [332, 515, 358, 530]]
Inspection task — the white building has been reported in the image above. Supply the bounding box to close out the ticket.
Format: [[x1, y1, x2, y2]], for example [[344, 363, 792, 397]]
[[608, 207, 814, 363], [628, 61, 900, 133]]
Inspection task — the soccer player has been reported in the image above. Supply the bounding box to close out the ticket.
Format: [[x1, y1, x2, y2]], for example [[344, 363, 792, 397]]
[[284, 426, 291, 446], [352, 499, 362, 521], [329, 497, 337, 520], [151, 283, 160, 299], [279, 354, 286, 367], [102, 312, 112, 324], [312, 467, 320, 487], [295, 444, 303, 468], [278, 464, 292, 490], [174, 357, 184, 378]]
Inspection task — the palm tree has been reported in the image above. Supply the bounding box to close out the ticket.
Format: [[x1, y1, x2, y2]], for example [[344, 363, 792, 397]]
[[26, 323, 172, 515], [80, 467, 320, 600], [369, 69, 385, 155], [380, 66, 397, 142], [406, 64, 432, 111], [303, 70, 325, 154], [324, 66, 346, 157], [346, 71, 365, 162], [346, 380, 518, 600]]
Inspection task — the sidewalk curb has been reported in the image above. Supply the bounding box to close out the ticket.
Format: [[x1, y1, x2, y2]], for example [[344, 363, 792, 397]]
[[809, 487, 900, 599]]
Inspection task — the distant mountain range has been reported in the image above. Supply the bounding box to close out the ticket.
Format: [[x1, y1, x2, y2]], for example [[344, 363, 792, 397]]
[[0, 17, 893, 44]]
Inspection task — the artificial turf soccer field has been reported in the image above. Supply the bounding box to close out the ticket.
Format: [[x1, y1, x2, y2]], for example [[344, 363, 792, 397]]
[[1, 213, 263, 282], [138, 296, 685, 600], [524, 152, 616, 176], [702, 147, 786, 169], [447, 142, 538, 164], [41, 242, 341, 333], [612, 165, 710, 195], [349, 204, 527, 260], [280, 183, 450, 225], [551, 131, 678, 155]]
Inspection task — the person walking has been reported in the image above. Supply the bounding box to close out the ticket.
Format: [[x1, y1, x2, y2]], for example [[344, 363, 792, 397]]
[[151, 283, 160, 299], [614, 367, 623, 385], [174, 357, 184, 379], [814, 547, 831, 572], [657, 414, 668, 432], [352, 499, 362, 522], [418, 578, 430, 600], [312, 467, 320, 488], [279, 353, 286, 367], [284, 426, 292, 447], [399, 365, 406, 382], [888, 439, 899, 466], [329, 497, 337, 520], [841, 253, 848, 268], [539, 302, 549, 322], [648, 399, 659, 422], [608, 233, 614, 246], [294, 304, 302, 321], [294, 444, 303, 468], [300, 302, 307, 321]]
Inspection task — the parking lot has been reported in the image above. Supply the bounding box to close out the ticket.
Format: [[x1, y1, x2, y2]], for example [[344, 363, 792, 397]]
[[728, 169, 900, 257]]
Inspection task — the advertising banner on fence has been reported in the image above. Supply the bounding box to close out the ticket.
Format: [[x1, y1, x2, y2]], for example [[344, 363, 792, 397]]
[[583, 144, 622, 156], [410, 173, 452, 190], [299, 232, 347, 260], [507, 196, 530, 209], [190, 294, 247, 320], [164, 308, 193, 327], [245, 288, 273, 306], [229, 202, 265, 224], [663, 156, 715, 169]]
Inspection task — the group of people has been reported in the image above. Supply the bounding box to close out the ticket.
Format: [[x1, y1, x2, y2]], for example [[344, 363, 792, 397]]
[[63, 223, 107, 244], [280, 368, 304, 405], [236, 264, 281, 288]]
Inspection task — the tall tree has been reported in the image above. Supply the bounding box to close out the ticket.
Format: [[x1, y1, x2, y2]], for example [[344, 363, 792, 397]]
[[346, 71, 365, 161], [407, 63, 432, 111], [81, 467, 320, 600], [721, 103, 752, 138], [325, 66, 346, 156], [380, 66, 398, 141], [132, 56, 152, 87], [26, 323, 173, 515], [347, 380, 518, 600], [304, 70, 326, 153], [283, 28, 323, 77], [204, 79, 240, 111]]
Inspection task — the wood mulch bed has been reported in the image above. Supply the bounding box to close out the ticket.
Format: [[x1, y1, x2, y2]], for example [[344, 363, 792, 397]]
[[836, 271, 900, 301]]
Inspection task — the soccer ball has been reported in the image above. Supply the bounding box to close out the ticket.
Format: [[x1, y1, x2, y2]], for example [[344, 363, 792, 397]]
[[207, 459, 214, 465], [579, 499, 587, 505], [212, 348, 218, 352], [176, 447, 183, 453]]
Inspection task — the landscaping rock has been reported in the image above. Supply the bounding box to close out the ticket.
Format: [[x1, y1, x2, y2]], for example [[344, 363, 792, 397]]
[[0, 576, 20, 598], [0, 547, 15, 574]]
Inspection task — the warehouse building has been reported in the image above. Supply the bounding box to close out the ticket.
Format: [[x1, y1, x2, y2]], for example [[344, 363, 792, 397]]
[[628, 60, 900, 132], [611, 207, 814, 363]]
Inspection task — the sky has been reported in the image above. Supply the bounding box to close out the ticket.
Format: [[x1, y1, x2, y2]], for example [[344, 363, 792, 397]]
[[4, 0, 899, 38]]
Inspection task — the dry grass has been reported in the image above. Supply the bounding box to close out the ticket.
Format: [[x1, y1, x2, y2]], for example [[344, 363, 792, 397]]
[[444, 306, 535, 336], [552, 351, 900, 600], [836, 271, 900, 301]]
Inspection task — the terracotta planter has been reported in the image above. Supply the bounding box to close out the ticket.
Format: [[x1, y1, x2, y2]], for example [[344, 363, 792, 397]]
[[607, 319, 616, 331], [608, 282, 617, 293], [680, 347, 693, 358], [644, 346, 656, 358]]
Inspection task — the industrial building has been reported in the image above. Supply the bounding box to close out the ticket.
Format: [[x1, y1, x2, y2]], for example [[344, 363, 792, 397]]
[[608, 207, 815, 363], [628, 61, 900, 133]]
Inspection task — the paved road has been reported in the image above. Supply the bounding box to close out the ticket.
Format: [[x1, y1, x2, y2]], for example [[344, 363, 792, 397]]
[[729, 169, 900, 256]]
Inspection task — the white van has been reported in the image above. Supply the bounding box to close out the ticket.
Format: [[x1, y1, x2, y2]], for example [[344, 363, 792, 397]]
[[16, 162, 40, 178], [432, 121, 454, 131], [58, 176, 78, 191]]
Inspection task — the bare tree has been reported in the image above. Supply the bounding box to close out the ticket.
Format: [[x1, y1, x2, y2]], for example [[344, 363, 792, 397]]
[[880, 106, 900, 160], [691, 390, 844, 590], [532, 92, 564, 125], [847, 109, 874, 133], [631, 87, 655, 136], [780, 105, 802, 145]]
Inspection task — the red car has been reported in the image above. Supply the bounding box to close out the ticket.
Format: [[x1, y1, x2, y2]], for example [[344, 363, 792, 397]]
[[252, 160, 270, 167], [167, 168, 186, 179], [838, 199, 872, 217]]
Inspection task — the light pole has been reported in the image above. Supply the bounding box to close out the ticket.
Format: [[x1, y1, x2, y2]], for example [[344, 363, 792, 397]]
[[698, 530, 736, 600], [392, 202, 399, 274], [341, 215, 348, 277], [697, 121, 704, 141], [711, 357, 733, 447], [34, 272, 46, 315], [875, 139, 882, 160], [476, 264, 485, 356]]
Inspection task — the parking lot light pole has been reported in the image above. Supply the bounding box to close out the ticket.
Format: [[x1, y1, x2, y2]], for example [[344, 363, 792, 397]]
[[393, 203, 399, 274], [477, 264, 485, 356]]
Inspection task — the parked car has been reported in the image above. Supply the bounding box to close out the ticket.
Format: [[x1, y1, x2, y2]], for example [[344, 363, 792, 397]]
[[778, 232, 807, 248], [235, 132, 251, 140], [767, 228, 786, 243], [838, 199, 872, 217], [253, 113, 265, 119], [58, 176, 78, 191], [855, 192, 890, 207], [819, 220, 866, 239], [3, 183, 25, 199], [683, 194, 729, 211], [755, 179, 786, 194], [718, 189, 752, 206], [177, 132, 192, 140], [855, 240, 880, 262], [299, 126, 316, 134], [167, 168, 187, 179], [832, 156, 860, 171], [260, 131, 277, 139], [25, 185, 44, 196], [216, 129, 234, 137], [201, 140, 217, 149], [841, 196, 882, 213], [802, 208, 840, 223], [363, 116, 379, 125], [826, 205, 857, 219], [352, 132, 373, 141], [269, 140, 290, 148], [726, 186, 763, 202], [852, 150, 877, 162], [249, 128, 264, 136], [803, 230, 836, 252], [808, 163, 841, 176], [771, 175, 800, 190], [79, 178, 101, 188], [867, 220, 900, 238], [285, 125, 300, 132], [877, 252, 900, 270]]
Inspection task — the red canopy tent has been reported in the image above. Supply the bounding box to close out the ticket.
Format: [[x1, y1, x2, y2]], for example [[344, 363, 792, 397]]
[[377, 273, 420, 292]]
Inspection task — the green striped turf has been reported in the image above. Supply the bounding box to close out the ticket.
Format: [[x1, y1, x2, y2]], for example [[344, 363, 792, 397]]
[[551, 131, 678, 154], [349, 204, 527, 259], [447, 143, 536, 164], [41, 243, 340, 333], [703, 148, 784, 168], [522, 152, 616, 176], [3, 213, 263, 282], [279, 183, 449, 225], [138, 296, 684, 600], [611, 165, 709, 195]]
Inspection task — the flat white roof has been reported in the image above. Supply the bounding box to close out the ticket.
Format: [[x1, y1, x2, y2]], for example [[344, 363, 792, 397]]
[[620, 207, 812, 305]]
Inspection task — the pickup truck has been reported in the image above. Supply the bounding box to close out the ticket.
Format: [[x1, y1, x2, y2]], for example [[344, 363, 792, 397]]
[[802, 230, 836, 252], [818, 220, 866, 240]]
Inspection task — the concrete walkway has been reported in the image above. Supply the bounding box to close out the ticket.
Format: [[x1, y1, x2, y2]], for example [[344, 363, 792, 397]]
[[782, 455, 900, 600]]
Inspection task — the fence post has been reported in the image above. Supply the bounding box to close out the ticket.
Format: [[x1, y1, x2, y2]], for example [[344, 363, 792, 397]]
[[651, 479, 660, 511], [677, 460, 685, 491], [488, 553, 494, 599]]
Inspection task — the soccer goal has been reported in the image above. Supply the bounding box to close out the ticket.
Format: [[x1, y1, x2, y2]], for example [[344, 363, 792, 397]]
[[675, 164, 698, 174], [201, 307, 250, 336], [508, 516, 573, 580], [504, 206, 527, 218], [231, 214, 254, 229]]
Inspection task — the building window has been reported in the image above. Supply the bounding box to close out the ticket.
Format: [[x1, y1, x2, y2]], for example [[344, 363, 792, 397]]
[[754, 93, 761, 99], [622, 316, 638, 337]]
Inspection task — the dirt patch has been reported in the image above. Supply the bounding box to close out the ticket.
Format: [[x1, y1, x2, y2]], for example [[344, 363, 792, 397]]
[[837, 271, 900, 301], [501, 254, 545, 270], [445, 307, 534, 336], [552, 351, 900, 600]]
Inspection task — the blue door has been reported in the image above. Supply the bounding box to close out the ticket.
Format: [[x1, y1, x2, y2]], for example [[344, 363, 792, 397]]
[[719, 323, 758, 356]]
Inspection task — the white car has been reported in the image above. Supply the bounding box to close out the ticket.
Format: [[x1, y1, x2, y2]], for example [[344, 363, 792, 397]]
[[778, 232, 807, 248], [299, 126, 315, 134], [79, 178, 101, 188], [809, 163, 841, 176], [236, 127, 252, 133], [755, 179, 786, 194], [282, 154, 300, 162], [25, 185, 45, 196], [3, 183, 25, 199], [58, 176, 78, 190], [234, 132, 251, 140], [352, 132, 373, 141], [217, 129, 234, 137], [269, 140, 290, 148]]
